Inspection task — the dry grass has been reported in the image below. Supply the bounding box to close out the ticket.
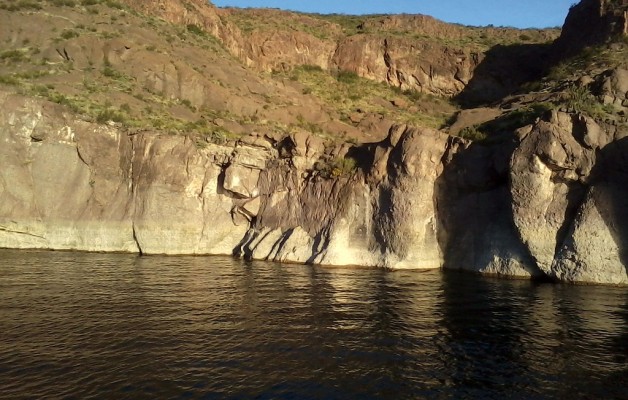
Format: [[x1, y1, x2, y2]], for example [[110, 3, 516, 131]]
[[276, 65, 458, 129]]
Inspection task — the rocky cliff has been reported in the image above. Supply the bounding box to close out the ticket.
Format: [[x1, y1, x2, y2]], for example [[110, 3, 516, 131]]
[[1, 80, 626, 284], [145, 2, 560, 101], [554, 0, 628, 57], [0, 0, 627, 285]]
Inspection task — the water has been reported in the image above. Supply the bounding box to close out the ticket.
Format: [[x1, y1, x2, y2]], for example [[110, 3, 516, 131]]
[[0, 249, 626, 399]]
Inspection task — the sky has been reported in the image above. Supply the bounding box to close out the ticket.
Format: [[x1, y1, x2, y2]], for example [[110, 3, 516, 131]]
[[211, 0, 577, 29]]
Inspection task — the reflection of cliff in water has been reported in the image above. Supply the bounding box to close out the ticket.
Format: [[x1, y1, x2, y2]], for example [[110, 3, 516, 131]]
[[0, 250, 626, 398], [440, 270, 628, 399]]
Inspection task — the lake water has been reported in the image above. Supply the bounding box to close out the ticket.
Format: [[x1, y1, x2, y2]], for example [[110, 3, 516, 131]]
[[0, 249, 626, 399]]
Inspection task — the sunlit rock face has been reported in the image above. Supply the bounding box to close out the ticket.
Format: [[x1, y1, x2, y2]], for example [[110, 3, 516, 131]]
[[1, 90, 627, 284], [0, 0, 627, 285]]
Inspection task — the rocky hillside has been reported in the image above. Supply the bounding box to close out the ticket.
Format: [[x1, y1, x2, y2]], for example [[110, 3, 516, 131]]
[[205, 6, 560, 102], [0, 0, 627, 285]]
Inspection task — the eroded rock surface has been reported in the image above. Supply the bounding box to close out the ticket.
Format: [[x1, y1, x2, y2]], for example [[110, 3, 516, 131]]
[[1, 90, 627, 284], [509, 111, 627, 284]]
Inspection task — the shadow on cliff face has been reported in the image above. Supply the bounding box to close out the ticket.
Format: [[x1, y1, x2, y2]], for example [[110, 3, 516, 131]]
[[589, 136, 628, 273], [454, 43, 553, 107], [434, 139, 546, 279], [554, 180, 588, 257]]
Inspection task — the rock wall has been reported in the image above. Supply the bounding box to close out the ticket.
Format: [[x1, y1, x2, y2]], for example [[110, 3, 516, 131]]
[[0, 91, 626, 284], [331, 35, 480, 97], [510, 110, 628, 284], [554, 0, 628, 58], [119, 0, 558, 99]]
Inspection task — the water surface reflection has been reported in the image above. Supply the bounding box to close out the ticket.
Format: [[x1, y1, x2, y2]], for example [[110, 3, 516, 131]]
[[0, 250, 626, 399]]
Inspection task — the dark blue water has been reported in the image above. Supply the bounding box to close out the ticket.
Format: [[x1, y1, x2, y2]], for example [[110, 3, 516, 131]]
[[0, 249, 626, 399]]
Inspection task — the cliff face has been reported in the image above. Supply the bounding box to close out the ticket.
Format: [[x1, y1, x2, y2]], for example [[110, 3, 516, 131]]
[[142, 1, 559, 100], [2, 87, 626, 284], [0, 0, 627, 285], [554, 0, 628, 57], [121, 0, 244, 57]]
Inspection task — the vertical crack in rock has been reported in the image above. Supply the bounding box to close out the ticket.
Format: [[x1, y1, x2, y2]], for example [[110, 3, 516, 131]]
[[132, 222, 143, 255]]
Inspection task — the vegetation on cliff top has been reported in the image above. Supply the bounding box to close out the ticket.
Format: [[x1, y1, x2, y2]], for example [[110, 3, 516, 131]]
[[0, 0, 625, 146], [0, 0, 465, 145]]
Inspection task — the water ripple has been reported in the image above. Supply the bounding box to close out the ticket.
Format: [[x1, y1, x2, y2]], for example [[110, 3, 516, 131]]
[[0, 249, 626, 399]]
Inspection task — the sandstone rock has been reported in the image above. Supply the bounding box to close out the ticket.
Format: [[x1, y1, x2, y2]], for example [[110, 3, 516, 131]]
[[597, 68, 628, 110], [124, 0, 243, 57], [240, 28, 336, 72], [0, 96, 136, 252], [553, 137, 628, 284], [242, 197, 261, 216], [554, 185, 628, 284], [368, 126, 450, 268], [333, 35, 479, 97], [349, 112, 364, 124], [268, 226, 315, 263], [432, 134, 543, 278], [223, 164, 260, 198], [509, 111, 592, 273], [290, 130, 310, 157]]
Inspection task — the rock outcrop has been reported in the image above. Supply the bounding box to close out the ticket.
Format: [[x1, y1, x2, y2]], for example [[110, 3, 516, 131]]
[[554, 0, 628, 58], [1, 0, 627, 285], [509, 110, 627, 284], [122, 0, 244, 57], [332, 35, 480, 97], [1, 89, 626, 284], [124, 0, 559, 99]]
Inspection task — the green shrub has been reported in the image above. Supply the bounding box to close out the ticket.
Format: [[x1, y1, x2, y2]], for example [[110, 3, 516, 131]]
[[565, 85, 611, 119], [16, 1, 43, 10], [331, 157, 357, 177], [102, 62, 123, 79], [204, 127, 232, 145], [457, 102, 554, 142], [336, 70, 360, 84], [457, 125, 487, 142], [60, 29, 79, 40], [0, 75, 20, 86], [0, 49, 26, 62], [82, 78, 97, 93], [180, 98, 196, 111], [298, 64, 324, 73], [51, 0, 76, 6], [491, 102, 554, 131], [186, 24, 205, 36], [96, 108, 125, 124], [316, 156, 357, 178], [104, 0, 123, 9], [31, 85, 50, 96]]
